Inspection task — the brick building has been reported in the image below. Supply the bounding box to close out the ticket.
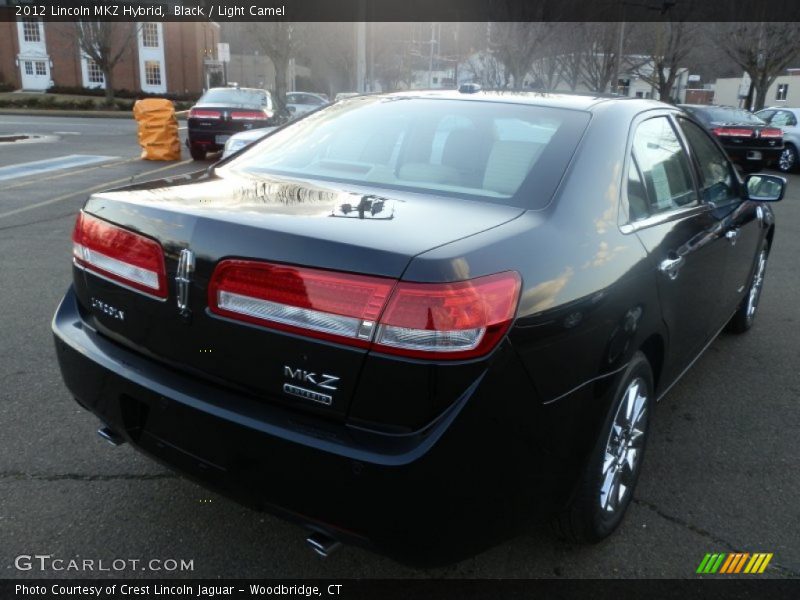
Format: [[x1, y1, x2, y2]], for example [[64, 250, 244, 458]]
[[0, 18, 220, 95]]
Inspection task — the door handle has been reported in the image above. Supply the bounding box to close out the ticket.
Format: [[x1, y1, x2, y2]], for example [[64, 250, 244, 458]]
[[725, 229, 739, 245], [659, 255, 685, 280]]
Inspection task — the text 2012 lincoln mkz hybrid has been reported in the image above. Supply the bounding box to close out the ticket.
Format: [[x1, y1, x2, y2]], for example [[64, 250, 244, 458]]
[[53, 90, 784, 564]]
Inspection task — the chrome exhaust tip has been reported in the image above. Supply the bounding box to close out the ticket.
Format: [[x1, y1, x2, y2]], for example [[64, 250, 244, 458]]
[[97, 426, 125, 447], [306, 531, 341, 558]]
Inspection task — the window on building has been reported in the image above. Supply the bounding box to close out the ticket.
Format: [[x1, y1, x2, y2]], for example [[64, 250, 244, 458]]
[[22, 18, 41, 43], [24, 61, 33, 76], [141, 23, 159, 48], [86, 59, 104, 84], [776, 84, 789, 101], [144, 61, 162, 86], [35, 61, 47, 76]]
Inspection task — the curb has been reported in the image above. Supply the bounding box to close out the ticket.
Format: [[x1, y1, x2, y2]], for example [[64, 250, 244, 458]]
[[0, 109, 188, 120]]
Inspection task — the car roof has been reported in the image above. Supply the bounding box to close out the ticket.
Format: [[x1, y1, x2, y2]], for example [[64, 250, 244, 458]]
[[207, 87, 268, 94], [373, 89, 667, 112]]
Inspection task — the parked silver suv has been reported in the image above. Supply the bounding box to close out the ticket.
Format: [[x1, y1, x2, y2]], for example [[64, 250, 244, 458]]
[[756, 107, 800, 172]]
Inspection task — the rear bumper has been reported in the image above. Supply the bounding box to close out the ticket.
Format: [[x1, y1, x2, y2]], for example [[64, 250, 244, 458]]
[[52, 286, 564, 565], [723, 145, 783, 166], [188, 122, 271, 152]]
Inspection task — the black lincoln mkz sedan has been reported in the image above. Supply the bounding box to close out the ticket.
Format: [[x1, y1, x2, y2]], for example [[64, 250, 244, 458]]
[[53, 91, 784, 565]]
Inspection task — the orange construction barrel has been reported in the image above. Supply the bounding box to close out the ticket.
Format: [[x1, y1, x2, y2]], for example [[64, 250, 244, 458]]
[[133, 98, 182, 161]]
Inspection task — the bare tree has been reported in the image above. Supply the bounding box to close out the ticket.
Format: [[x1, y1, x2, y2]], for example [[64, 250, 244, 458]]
[[74, 22, 138, 104], [556, 24, 586, 91], [580, 23, 619, 93], [490, 23, 551, 89], [248, 22, 302, 112], [304, 22, 356, 96], [715, 22, 800, 110], [627, 22, 695, 103]]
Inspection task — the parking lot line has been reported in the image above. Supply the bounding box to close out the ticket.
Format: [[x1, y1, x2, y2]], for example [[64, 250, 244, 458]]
[[0, 155, 118, 182], [0, 159, 194, 220], [1, 157, 139, 192]]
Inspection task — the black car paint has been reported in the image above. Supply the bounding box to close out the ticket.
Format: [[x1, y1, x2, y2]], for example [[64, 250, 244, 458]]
[[188, 95, 276, 155], [52, 93, 775, 564], [679, 104, 784, 170]]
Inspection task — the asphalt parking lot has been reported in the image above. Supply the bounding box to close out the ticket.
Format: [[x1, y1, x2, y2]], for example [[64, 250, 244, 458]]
[[0, 114, 798, 579]]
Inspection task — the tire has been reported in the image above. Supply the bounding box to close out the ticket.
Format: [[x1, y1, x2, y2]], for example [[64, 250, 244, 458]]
[[189, 144, 207, 161], [554, 352, 653, 543], [778, 144, 798, 173], [728, 240, 769, 334]]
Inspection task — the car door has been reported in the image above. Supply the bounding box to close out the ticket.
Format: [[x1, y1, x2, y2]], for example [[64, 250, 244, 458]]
[[676, 116, 763, 320], [623, 114, 730, 379]]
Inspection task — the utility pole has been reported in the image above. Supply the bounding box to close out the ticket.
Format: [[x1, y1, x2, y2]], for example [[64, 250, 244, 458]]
[[356, 22, 366, 93], [428, 22, 436, 88], [613, 21, 625, 95]]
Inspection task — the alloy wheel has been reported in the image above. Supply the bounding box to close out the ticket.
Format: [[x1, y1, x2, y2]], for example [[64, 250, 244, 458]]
[[779, 146, 796, 172], [746, 250, 768, 323], [600, 377, 648, 514]]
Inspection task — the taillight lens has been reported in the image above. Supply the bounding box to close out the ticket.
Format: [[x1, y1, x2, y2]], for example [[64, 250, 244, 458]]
[[208, 260, 521, 360], [189, 109, 221, 119], [208, 260, 394, 347], [72, 212, 167, 299], [231, 110, 267, 120], [712, 127, 754, 137], [374, 272, 521, 359], [759, 128, 783, 138]]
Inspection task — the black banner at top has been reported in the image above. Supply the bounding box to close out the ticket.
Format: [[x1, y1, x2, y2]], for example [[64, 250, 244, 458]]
[[2, 0, 800, 22]]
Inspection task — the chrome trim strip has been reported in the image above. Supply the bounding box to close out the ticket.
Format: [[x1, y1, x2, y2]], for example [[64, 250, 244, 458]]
[[620, 204, 711, 234]]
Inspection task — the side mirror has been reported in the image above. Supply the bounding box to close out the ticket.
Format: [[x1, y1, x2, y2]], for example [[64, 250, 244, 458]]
[[287, 105, 296, 114], [745, 174, 786, 202]]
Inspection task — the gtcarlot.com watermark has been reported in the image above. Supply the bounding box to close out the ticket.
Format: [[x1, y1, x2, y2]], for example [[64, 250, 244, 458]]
[[14, 554, 194, 573]]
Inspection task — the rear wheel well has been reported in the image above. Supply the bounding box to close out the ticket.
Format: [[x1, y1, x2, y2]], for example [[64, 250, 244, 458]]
[[638, 334, 664, 393]]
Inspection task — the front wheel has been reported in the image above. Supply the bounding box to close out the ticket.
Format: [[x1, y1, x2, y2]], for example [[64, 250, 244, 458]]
[[728, 241, 769, 334], [554, 352, 653, 543], [778, 144, 798, 173]]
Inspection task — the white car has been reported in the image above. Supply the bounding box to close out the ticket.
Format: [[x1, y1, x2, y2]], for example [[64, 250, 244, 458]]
[[755, 107, 800, 172], [285, 92, 328, 118], [221, 127, 275, 158]]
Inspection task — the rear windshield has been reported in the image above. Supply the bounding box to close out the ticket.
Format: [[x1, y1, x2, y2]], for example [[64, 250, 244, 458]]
[[224, 96, 590, 208], [200, 88, 272, 108], [683, 106, 765, 126]]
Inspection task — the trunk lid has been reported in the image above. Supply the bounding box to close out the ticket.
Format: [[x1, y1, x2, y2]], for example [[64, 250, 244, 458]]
[[74, 170, 523, 420]]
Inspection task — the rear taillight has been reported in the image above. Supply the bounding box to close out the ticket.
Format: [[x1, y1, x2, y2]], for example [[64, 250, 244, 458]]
[[72, 212, 167, 299], [712, 127, 754, 137], [374, 272, 521, 359], [759, 128, 783, 138], [208, 260, 521, 360], [208, 260, 394, 347], [231, 110, 267, 120], [189, 109, 221, 119]]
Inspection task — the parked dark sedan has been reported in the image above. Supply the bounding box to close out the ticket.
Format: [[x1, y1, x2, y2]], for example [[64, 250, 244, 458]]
[[678, 104, 784, 172], [53, 91, 784, 565], [187, 86, 277, 160]]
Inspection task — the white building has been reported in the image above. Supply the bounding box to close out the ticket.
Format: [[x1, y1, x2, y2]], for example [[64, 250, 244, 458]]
[[713, 71, 800, 108]]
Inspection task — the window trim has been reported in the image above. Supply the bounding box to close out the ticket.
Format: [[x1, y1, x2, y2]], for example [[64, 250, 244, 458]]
[[673, 114, 743, 207], [619, 110, 702, 233]]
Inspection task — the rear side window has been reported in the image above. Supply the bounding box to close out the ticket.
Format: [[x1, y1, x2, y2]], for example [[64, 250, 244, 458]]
[[226, 97, 590, 208], [200, 88, 271, 108], [771, 110, 797, 127], [678, 118, 739, 205], [631, 117, 696, 215]]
